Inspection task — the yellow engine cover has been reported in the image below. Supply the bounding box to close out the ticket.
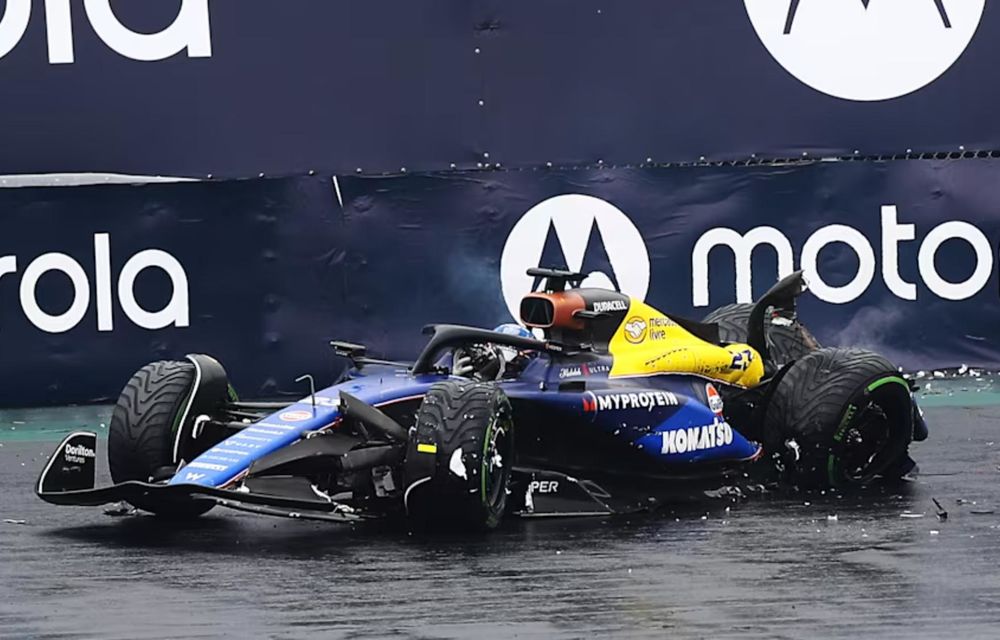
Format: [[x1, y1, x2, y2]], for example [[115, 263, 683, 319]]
[[608, 300, 764, 388]]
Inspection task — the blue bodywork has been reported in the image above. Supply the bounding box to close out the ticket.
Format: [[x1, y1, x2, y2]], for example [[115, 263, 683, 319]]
[[173, 353, 761, 489]]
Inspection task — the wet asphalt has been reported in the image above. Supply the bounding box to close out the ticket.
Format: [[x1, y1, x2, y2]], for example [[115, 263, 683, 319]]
[[1, 394, 1000, 639]]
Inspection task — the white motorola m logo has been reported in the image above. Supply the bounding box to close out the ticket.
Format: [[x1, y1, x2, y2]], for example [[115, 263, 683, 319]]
[[499, 195, 650, 320], [745, 0, 985, 101], [0, 0, 212, 64]]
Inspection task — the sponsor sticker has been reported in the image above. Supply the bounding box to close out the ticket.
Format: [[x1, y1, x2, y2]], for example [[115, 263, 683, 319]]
[[647, 316, 675, 341], [187, 461, 228, 471], [661, 419, 733, 455], [528, 480, 560, 494], [624, 316, 647, 343], [559, 363, 612, 379], [210, 448, 248, 456], [583, 363, 610, 376], [63, 443, 96, 464], [593, 300, 628, 313], [247, 427, 292, 436], [582, 390, 679, 413], [278, 410, 312, 422], [706, 383, 724, 415]]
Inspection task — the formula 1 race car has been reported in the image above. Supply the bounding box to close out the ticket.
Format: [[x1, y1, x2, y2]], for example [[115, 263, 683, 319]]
[[37, 268, 927, 530]]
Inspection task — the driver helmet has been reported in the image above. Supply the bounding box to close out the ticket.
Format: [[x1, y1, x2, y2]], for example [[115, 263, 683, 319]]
[[493, 323, 532, 363], [493, 323, 532, 339]]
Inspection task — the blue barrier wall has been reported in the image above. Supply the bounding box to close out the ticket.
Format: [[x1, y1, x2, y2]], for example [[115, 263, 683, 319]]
[[3, 160, 1000, 406], [0, 1, 996, 176], [2, 1, 999, 405]]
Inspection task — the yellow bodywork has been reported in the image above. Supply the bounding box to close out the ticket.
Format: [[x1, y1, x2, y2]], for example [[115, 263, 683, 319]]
[[608, 300, 764, 388]]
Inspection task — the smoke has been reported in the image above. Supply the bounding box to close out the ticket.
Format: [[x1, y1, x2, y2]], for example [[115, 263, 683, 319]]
[[825, 305, 911, 364]]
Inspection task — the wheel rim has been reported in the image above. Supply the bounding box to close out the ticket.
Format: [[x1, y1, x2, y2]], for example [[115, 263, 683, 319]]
[[832, 400, 891, 483], [481, 407, 512, 509], [828, 377, 911, 486]]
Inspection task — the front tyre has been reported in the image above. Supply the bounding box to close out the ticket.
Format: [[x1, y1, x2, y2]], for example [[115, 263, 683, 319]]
[[764, 348, 915, 489], [108, 360, 214, 518], [403, 381, 514, 531]]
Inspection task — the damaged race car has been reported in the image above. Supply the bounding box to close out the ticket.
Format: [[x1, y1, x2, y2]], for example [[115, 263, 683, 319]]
[[36, 268, 927, 530]]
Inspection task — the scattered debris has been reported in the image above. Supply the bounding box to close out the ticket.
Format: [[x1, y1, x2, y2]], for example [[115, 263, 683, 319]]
[[704, 486, 744, 500], [448, 449, 467, 480], [827, 514, 838, 522], [932, 498, 948, 521], [103, 503, 136, 517], [3, 519, 27, 525], [958, 364, 969, 375], [930, 530, 940, 536], [933, 370, 945, 378]]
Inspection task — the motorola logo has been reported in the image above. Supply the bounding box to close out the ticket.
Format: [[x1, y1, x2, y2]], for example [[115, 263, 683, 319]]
[[0, 0, 212, 65], [499, 195, 650, 320], [745, 0, 985, 101]]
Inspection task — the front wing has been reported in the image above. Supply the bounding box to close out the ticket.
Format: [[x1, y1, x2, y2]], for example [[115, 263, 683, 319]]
[[36, 432, 362, 522]]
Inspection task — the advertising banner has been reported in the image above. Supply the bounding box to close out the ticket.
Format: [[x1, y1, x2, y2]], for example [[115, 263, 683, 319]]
[[0, 177, 347, 406], [3, 160, 1000, 406], [0, 1, 997, 177], [335, 161, 1000, 374]]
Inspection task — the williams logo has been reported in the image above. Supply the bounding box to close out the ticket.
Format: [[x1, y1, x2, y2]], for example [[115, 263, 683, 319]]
[[499, 195, 650, 321], [745, 0, 985, 101]]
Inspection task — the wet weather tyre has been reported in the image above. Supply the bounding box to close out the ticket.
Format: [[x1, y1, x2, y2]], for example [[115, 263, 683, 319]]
[[403, 381, 514, 531], [108, 360, 213, 518], [702, 303, 820, 365], [764, 348, 914, 489]]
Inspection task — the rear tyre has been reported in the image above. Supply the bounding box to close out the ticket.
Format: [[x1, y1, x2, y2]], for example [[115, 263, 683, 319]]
[[108, 360, 214, 518], [703, 303, 819, 365], [764, 348, 914, 488], [403, 381, 514, 531]]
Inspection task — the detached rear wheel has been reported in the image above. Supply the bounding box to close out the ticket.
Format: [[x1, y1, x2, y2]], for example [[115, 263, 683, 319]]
[[403, 381, 514, 531], [764, 348, 914, 488], [108, 360, 214, 518]]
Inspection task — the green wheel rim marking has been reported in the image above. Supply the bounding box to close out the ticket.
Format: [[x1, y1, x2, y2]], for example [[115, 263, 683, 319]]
[[866, 376, 909, 393], [171, 387, 195, 436], [829, 375, 909, 485], [481, 411, 495, 505]]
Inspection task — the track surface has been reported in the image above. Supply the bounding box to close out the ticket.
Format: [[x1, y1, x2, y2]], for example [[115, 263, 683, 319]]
[[2, 392, 1000, 639]]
